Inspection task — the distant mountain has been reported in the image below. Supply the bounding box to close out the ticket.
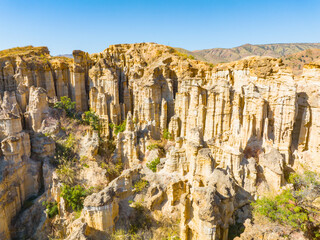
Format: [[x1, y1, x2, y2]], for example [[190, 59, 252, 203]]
[[176, 43, 320, 64], [56, 54, 73, 58]]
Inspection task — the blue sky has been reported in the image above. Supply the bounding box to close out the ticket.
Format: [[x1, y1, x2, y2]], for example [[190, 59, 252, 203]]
[[0, 0, 319, 55]]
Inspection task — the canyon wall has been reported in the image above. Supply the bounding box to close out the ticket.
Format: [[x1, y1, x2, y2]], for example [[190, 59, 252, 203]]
[[0, 43, 319, 239]]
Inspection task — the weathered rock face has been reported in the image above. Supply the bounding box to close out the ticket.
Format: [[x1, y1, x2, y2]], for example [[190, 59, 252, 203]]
[[0, 47, 90, 112], [293, 63, 320, 172], [85, 45, 297, 187], [25, 86, 50, 132], [0, 91, 40, 240], [83, 187, 119, 233], [1, 43, 320, 240]]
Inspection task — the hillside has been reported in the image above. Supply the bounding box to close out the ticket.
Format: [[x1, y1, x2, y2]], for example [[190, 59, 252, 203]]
[[178, 43, 320, 64], [282, 48, 320, 75], [0, 45, 50, 57]]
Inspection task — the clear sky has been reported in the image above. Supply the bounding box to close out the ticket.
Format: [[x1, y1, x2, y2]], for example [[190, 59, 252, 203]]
[[0, 0, 319, 55]]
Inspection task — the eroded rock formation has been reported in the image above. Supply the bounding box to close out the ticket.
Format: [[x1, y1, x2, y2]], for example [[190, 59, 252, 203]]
[[0, 43, 320, 240]]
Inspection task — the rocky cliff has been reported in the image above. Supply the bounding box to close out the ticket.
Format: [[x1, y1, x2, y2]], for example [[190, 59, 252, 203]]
[[0, 43, 320, 240]]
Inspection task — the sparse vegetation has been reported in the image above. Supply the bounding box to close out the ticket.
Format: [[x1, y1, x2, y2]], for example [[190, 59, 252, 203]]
[[133, 179, 149, 193], [283, 48, 320, 75], [0, 46, 49, 58], [128, 201, 152, 234], [61, 184, 89, 212], [156, 50, 163, 57], [100, 159, 123, 180], [109, 120, 127, 135], [80, 155, 88, 162], [82, 110, 100, 131], [42, 201, 59, 218], [252, 190, 309, 229], [53, 133, 78, 184], [147, 144, 163, 151], [54, 96, 76, 117], [111, 212, 181, 240], [163, 129, 172, 140], [288, 170, 320, 188], [251, 171, 320, 238], [174, 49, 195, 60], [82, 163, 89, 168], [147, 158, 160, 172], [56, 162, 76, 185], [98, 139, 116, 158], [74, 210, 82, 219], [146, 143, 166, 155], [54, 133, 76, 164]]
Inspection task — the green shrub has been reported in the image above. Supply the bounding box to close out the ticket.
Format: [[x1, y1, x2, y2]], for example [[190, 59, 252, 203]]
[[147, 158, 160, 172], [42, 201, 59, 218], [163, 129, 172, 140], [252, 171, 320, 237], [61, 184, 89, 212], [252, 190, 309, 229], [82, 163, 89, 168], [133, 179, 149, 193], [54, 96, 76, 117], [110, 120, 127, 135], [65, 133, 75, 148], [288, 171, 320, 190], [83, 110, 100, 130]]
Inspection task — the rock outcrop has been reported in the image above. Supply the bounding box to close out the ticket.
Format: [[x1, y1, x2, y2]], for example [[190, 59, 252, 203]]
[[1, 43, 320, 240]]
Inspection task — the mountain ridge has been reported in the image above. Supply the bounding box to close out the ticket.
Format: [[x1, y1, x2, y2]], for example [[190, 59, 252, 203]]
[[175, 42, 320, 64]]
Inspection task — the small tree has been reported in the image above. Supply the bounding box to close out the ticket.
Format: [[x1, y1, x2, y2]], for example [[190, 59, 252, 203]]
[[163, 129, 172, 140], [251, 171, 320, 238], [61, 184, 88, 212], [147, 158, 160, 172], [42, 201, 59, 218], [109, 120, 127, 135], [54, 96, 76, 117], [83, 110, 100, 130]]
